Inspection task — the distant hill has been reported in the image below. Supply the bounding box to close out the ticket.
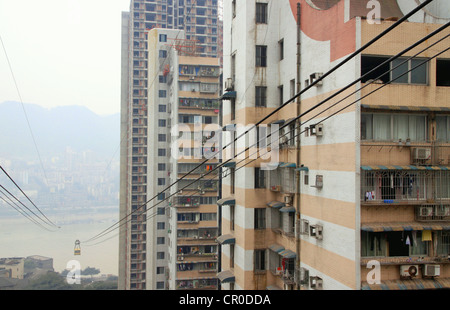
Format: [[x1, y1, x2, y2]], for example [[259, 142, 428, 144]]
[[0, 101, 120, 159]]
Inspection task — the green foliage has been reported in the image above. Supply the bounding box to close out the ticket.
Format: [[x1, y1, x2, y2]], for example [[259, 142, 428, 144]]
[[82, 266, 100, 276], [25, 271, 80, 290]]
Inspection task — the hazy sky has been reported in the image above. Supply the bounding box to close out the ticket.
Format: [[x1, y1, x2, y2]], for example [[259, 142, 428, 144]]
[[0, 0, 131, 116]]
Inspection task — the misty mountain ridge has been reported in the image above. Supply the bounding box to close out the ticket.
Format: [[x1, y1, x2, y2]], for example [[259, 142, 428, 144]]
[[0, 101, 120, 160]]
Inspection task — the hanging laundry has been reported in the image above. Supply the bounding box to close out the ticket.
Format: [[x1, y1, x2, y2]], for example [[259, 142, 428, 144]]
[[422, 230, 432, 242], [405, 235, 411, 245], [412, 231, 417, 246]]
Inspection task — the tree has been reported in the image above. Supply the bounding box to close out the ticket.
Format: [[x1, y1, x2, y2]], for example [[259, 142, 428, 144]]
[[82, 266, 100, 276], [25, 271, 80, 290]]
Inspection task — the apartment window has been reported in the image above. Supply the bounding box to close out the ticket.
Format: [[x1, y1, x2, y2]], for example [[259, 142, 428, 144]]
[[278, 85, 283, 106], [279, 39, 284, 60], [254, 167, 266, 188], [437, 59, 450, 86], [159, 90, 167, 98], [230, 167, 235, 194], [254, 249, 266, 271], [156, 267, 165, 275], [159, 75, 167, 84], [158, 178, 166, 186], [159, 105, 167, 112], [256, 45, 267, 67], [159, 50, 167, 58], [158, 163, 166, 171], [158, 149, 166, 156], [158, 134, 166, 142], [289, 121, 296, 146], [436, 116, 450, 142], [157, 222, 165, 230], [361, 55, 390, 83], [256, 2, 268, 23], [361, 113, 427, 141], [157, 207, 165, 215], [231, 99, 236, 121], [159, 34, 167, 42], [158, 193, 165, 200], [157, 237, 165, 244], [156, 282, 165, 289], [255, 86, 267, 107], [158, 119, 166, 127], [290, 79, 296, 97], [200, 213, 217, 221], [254, 208, 266, 229], [230, 205, 235, 231], [157, 252, 165, 259], [391, 57, 428, 85], [361, 231, 428, 257]]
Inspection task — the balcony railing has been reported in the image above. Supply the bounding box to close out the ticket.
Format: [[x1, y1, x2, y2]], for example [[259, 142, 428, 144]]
[[361, 168, 450, 204]]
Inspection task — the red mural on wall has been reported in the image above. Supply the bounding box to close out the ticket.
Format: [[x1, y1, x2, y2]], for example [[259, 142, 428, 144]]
[[289, 0, 356, 62]]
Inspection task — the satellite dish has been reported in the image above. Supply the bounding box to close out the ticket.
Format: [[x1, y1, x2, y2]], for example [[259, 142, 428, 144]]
[[416, 0, 450, 19]]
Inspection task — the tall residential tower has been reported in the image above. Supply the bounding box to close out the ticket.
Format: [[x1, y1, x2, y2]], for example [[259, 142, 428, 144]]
[[120, 0, 222, 290]]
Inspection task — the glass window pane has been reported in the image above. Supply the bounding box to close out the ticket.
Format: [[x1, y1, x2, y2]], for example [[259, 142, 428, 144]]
[[391, 58, 409, 84], [361, 114, 373, 140], [410, 59, 427, 84], [409, 115, 426, 141], [393, 114, 409, 140], [436, 116, 448, 142], [373, 114, 391, 140]]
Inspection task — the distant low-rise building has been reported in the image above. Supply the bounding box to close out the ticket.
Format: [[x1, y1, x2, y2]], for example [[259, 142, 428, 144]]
[[0, 257, 25, 279], [26, 255, 54, 271]]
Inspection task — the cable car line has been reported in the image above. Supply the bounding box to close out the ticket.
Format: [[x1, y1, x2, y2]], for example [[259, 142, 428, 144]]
[[85, 41, 448, 245], [0, 165, 59, 229], [81, 0, 435, 245], [0, 190, 55, 232]]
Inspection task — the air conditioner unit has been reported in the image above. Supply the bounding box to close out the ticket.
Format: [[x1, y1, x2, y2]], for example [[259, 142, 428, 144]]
[[315, 123, 324, 136], [300, 219, 309, 235], [419, 206, 434, 217], [310, 276, 323, 290], [284, 195, 293, 205], [314, 175, 323, 188], [412, 148, 431, 161], [310, 72, 323, 86], [225, 78, 234, 91], [310, 224, 323, 240], [423, 264, 440, 277], [436, 205, 450, 217], [400, 265, 418, 278]]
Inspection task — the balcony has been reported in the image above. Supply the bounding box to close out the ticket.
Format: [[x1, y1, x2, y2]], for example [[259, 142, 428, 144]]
[[361, 166, 450, 205]]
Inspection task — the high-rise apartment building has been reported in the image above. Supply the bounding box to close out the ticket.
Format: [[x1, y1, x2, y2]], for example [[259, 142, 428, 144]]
[[120, 0, 222, 290], [165, 45, 221, 290], [218, 0, 450, 290]]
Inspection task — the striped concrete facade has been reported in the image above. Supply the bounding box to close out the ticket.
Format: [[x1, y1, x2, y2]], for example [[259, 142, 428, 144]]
[[218, 0, 450, 290]]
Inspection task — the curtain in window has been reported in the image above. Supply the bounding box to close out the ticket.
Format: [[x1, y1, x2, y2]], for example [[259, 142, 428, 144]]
[[436, 116, 449, 142], [393, 114, 409, 140], [409, 231, 428, 255], [409, 115, 426, 141], [373, 114, 391, 140], [361, 114, 373, 140]]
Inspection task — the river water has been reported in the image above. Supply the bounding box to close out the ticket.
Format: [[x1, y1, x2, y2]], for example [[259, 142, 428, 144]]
[[0, 207, 119, 275]]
